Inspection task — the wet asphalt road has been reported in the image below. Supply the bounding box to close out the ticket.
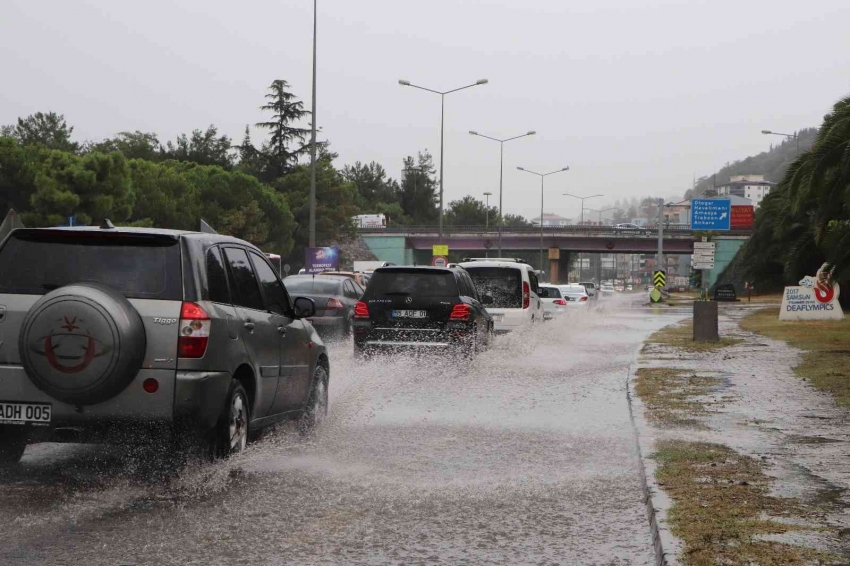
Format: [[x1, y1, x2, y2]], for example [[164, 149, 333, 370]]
[[0, 294, 685, 566]]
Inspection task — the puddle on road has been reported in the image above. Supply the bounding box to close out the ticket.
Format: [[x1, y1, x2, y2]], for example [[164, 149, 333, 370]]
[[1, 294, 687, 566]]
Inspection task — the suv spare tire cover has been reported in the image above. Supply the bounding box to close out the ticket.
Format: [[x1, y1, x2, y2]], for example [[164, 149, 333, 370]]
[[18, 283, 147, 406]]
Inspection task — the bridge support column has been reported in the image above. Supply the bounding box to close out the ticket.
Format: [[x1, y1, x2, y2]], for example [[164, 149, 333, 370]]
[[548, 247, 560, 284]]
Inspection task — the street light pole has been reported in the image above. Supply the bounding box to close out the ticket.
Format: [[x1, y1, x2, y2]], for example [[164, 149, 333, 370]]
[[761, 129, 800, 156], [563, 192, 603, 282], [399, 78, 489, 241], [469, 130, 536, 256], [517, 166, 570, 272], [308, 0, 318, 248], [483, 191, 492, 229]]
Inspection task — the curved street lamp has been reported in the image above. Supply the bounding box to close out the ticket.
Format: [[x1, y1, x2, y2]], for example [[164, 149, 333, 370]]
[[399, 78, 489, 240], [517, 166, 570, 272], [563, 192, 603, 282], [470, 130, 536, 255]]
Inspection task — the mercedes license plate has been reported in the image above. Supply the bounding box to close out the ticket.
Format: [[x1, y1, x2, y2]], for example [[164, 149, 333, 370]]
[[0, 401, 52, 426], [392, 310, 427, 319]]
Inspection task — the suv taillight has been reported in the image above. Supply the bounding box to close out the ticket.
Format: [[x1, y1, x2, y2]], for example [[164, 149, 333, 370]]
[[522, 281, 530, 309], [354, 301, 370, 319], [450, 303, 471, 321], [554, 299, 567, 306], [326, 298, 344, 310], [178, 302, 210, 358]]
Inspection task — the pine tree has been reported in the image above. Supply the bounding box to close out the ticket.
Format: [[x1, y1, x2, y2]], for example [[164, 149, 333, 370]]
[[255, 80, 310, 181]]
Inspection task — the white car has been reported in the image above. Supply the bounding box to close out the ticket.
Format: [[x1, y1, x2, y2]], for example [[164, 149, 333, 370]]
[[578, 281, 597, 298], [601, 283, 616, 295], [558, 284, 591, 306], [537, 285, 568, 319], [460, 258, 545, 333]]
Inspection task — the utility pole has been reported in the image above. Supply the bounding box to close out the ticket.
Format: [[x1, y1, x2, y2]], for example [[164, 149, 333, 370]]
[[656, 198, 664, 277], [308, 0, 318, 248]]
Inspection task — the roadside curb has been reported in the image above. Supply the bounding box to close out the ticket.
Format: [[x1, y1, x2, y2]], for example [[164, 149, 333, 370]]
[[626, 363, 682, 566]]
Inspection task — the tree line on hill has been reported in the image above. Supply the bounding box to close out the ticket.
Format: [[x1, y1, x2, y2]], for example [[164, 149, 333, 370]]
[[0, 80, 538, 267]]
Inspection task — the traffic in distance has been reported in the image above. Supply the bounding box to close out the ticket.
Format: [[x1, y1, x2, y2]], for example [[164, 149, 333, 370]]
[[0, 227, 627, 465]]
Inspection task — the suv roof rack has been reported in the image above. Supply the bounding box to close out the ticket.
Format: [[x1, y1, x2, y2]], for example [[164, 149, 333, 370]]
[[461, 257, 526, 264]]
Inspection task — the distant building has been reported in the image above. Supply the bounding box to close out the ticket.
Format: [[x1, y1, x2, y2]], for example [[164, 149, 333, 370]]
[[532, 213, 571, 227], [715, 174, 775, 208]]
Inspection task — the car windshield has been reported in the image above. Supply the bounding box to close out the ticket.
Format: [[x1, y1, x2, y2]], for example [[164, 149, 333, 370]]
[[0, 231, 182, 300], [283, 277, 342, 295], [365, 269, 458, 297]]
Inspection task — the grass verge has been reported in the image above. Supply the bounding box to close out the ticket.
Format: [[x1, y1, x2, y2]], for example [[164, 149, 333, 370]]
[[634, 368, 720, 428], [740, 308, 850, 407], [654, 440, 837, 565], [644, 320, 743, 352]]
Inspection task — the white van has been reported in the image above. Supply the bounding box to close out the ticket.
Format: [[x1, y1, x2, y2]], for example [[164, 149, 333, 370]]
[[459, 259, 544, 333]]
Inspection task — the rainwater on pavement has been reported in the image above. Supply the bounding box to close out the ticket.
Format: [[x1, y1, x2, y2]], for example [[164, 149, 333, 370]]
[[0, 294, 685, 566]]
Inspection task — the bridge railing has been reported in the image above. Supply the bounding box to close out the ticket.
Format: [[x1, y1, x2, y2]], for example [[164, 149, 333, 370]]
[[356, 223, 705, 236]]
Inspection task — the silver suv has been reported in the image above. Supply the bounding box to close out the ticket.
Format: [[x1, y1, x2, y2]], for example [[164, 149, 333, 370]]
[[0, 225, 329, 464]]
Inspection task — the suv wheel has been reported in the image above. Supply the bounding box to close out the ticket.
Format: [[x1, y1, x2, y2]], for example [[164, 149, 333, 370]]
[[215, 381, 250, 457], [0, 427, 27, 466], [299, 366, 328, 435]]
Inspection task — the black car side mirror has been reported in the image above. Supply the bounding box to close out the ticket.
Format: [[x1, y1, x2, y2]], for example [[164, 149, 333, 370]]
[[481, 294, 494, 305], [293, 296, 316, 318]]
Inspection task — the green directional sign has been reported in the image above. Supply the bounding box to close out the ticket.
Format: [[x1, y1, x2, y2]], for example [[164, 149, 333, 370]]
[[653, 270, 667, 288]]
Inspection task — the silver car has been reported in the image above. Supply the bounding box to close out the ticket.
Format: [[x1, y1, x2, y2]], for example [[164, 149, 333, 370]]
[[0, 225, 330, 464]]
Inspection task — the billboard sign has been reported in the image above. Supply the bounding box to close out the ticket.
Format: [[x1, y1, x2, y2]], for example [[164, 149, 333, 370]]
[[730, 205, 754, 229], [305, 247, 340, 274], [690, 199, 731, 231], [779, 264, 844, 321]]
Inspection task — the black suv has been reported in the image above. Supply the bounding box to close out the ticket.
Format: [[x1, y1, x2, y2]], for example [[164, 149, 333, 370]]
[[0, 226, 329, 464], [352, 266, 493, 356]]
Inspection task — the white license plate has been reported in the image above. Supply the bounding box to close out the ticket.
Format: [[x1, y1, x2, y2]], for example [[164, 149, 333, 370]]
[[491, 314, 504, 322], [0, 401, 52, 426], [392, 310, 428, 319]]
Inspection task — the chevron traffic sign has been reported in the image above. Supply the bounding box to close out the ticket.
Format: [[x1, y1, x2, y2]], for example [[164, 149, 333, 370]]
[[653, 270, 667, 288]]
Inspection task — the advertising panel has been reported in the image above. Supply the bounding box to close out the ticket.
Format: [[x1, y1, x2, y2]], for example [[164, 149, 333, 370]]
[[305, 247, 340, 274], [779, 264, 844, 321], [730, 205, 755, 229]]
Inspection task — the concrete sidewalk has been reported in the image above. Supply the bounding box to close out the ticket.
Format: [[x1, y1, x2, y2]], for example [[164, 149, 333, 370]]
[[631, 302, 850, 563]]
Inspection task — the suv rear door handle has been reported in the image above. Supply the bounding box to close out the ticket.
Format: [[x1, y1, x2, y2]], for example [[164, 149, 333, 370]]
[[243, 322, 255, 332]]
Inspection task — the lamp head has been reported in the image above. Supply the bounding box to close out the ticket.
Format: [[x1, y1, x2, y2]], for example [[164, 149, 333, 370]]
[[398, 80, 411, 86], [476, 79, 489, 85]]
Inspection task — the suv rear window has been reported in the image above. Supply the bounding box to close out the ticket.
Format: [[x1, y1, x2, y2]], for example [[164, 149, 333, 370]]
[[0, 231, 182, 300], [284, 277, 343, 295], [365, 269, 458, 297], [465, 266, 522, 308]]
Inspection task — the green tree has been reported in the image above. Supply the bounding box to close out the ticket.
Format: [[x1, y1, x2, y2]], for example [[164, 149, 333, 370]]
[[7, 112, 78, 153], [86, 131, 162, 161], [256, 80, 310, 180], [399, 152, 438, 223], [0, 137, 41, 214], [162, 125, 234, 169], [502, 213, 532, 228], [342, 161, 399, 211], [24, 150, 133, 226], [235, 125, 264, 178], [272, 149, 358, 264], [444, 195, 498, 226]]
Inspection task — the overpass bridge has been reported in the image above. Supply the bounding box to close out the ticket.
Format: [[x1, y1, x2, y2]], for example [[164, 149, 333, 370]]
[[356, 224, 753, 285]]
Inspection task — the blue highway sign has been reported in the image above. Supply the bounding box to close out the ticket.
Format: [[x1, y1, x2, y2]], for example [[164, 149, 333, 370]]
[[690, 199, 731, 231]]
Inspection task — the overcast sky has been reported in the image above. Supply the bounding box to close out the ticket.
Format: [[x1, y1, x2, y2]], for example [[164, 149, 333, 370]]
[[3, 0, 849, 221]]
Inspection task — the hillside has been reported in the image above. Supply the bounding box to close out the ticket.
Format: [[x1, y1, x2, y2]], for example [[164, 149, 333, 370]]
[[685, 127, 818, 199]]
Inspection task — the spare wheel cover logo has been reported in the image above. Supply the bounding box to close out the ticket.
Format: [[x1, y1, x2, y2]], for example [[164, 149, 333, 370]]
[[31, 315, 111, 374]]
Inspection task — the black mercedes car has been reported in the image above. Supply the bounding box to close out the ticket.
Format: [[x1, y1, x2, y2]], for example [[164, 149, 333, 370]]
[[352, 266, 493, 357]]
